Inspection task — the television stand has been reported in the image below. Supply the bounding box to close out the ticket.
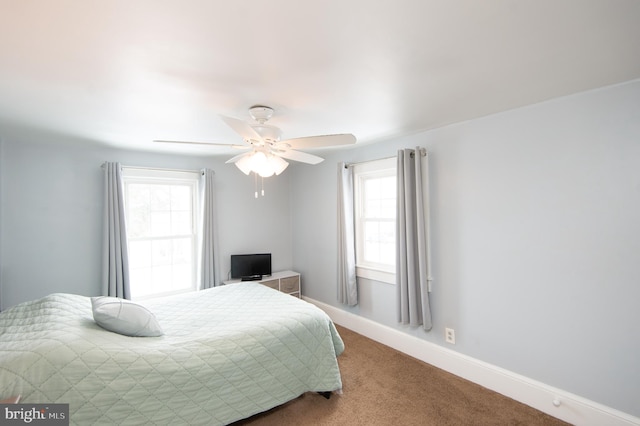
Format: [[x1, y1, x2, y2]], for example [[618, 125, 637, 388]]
[[241, 274, 263, 281], [224, 271, 301, 298]]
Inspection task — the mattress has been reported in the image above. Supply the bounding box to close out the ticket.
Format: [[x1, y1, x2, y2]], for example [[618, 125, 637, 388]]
[[0, 283, 344, 425]]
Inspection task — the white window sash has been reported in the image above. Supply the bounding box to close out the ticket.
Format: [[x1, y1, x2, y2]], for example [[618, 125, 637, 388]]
[[353, 157, 396, 284], [122, 168, 200, 299]]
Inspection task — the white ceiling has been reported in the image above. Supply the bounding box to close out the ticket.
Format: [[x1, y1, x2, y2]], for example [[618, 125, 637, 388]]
[[1, 0, 639, 156]]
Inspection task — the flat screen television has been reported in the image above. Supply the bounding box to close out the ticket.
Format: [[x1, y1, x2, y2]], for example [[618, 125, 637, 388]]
[[230, 253, 272, 280]]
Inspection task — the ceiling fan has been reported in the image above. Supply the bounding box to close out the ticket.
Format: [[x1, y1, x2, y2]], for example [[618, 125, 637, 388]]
[[154, 105, 356, 177]]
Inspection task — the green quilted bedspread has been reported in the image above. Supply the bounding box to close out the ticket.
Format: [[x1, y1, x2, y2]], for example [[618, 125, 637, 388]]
[[0, 283, 344, 425]]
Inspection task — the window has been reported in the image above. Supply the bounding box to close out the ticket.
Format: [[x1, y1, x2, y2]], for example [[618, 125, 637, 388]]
[[122, 168, 200, 300], [353, 157, 396, 284]]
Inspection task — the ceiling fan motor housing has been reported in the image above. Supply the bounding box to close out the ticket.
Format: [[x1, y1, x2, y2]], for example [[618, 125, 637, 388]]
[[249, 105, 274, 123], [251, 124, 282, 143]]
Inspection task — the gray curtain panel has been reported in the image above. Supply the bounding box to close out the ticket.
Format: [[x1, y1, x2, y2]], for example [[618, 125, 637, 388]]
[[102, 162, 131, 299], [337, 162, 358, 306], [199, 168, 219, 289], [396, 148, 432, 331]]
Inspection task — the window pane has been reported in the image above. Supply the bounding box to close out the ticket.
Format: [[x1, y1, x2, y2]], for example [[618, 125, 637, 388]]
[[128, 209, 149, 238], [364, 240, 380, 263], [364, 221, 380, 243], [380, 221, 395, 244], [129, 267, 151, 298], [380, 176, 395, 198], [128, 184, 151, 209], [171, 186, 191, 210], [381, 242, 395, 264], [129, 240, 151, 268], [172, 264, 193, 290], [152, 239, 171, 266], [381, 198, 395, 218], [364, 178, 380, 199], [365, 199, 381, 218], [150, 211, 171, 237], [363, 175, 395, 220], [172, 211, 192, 235], [152, 265, 172, 293], [150, 186, 170, 211], [127, 185, 150, 237], [173, 237, 192, 265]]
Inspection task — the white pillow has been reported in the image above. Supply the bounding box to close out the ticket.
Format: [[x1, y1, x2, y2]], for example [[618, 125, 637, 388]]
[[91, 297, 164, 337]]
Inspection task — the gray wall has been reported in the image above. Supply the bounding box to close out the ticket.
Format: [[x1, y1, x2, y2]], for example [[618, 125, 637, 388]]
[[0, 129, 293, 309], [290, 80, 640, 417]]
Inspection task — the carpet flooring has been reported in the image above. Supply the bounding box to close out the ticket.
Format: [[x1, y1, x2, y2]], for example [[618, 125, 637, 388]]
[[233, 325, 569, 425]]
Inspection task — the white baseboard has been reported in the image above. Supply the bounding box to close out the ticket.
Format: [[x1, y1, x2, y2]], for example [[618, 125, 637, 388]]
[[304, 296, 640, 426]]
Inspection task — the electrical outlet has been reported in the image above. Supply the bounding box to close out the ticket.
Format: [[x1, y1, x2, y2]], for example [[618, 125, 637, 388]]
[[445, 328, 456, 344]]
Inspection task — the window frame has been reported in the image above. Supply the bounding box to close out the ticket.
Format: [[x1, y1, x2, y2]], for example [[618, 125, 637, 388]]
[[353, 157, 396, 285], [122, 168, 200, 300]]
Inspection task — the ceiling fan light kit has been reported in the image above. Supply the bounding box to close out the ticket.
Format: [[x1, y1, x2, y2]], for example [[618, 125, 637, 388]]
[[155, 104, 356, 195], [236, 150, 289, 177]]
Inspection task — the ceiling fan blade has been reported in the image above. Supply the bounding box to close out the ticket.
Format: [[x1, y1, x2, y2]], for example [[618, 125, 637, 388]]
[[279, 133, 356, 150], [225, 151, 253, 164], [220, 115, 263, 142], [154, 140, 248, 149], [276, 149, 324, 165]]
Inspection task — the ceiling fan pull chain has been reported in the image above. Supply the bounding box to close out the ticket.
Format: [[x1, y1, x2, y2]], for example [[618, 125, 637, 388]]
[[261, 176, 265, 197], [254, 172, 258, 198]]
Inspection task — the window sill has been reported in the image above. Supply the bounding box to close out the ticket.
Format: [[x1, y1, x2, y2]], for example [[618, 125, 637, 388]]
[[356, 266, 395, 285]]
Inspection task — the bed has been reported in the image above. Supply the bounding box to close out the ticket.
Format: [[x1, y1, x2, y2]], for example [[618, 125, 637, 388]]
[[0, 283, 344, 425]]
